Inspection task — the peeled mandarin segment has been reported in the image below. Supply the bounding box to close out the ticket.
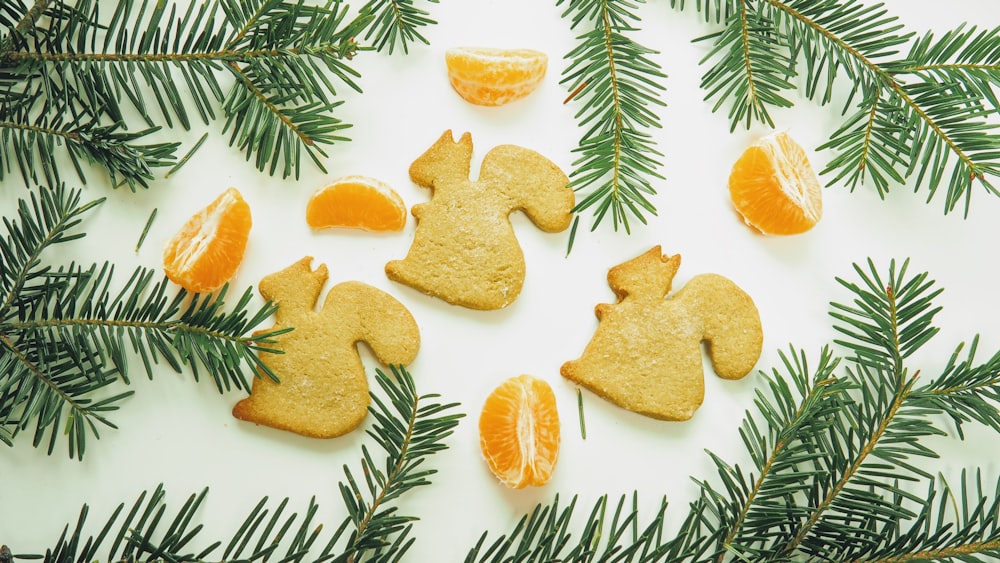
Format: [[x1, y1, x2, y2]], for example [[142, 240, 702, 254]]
[[445, 47, 548, 107], [479, 374, 560, 489], [163, 187, 252, 293], [305, 175, 406, 232], [728, 131, 823, 235]]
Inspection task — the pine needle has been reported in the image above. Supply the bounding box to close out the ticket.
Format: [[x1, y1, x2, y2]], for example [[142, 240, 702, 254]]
[[134, 207, 157, 252], [164, 132, 208, 179]]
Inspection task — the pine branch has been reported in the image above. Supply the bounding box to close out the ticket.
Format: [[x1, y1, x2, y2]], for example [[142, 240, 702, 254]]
[[0, 0, 395, 185], [696, 346, 849, 561], [466, 493, 712, 563], [5, 367, 463, 562], [336, 365, 463, 561], [915, 336, 1000, 438], [359, 0, 439, 55], [693, 1, 796, 130], [474, 259, 1000, 562], [849, 470, 1000, 563], [558, 0, 667, 246], [0, 185, 284, 459], [0, 88, 179, 190]]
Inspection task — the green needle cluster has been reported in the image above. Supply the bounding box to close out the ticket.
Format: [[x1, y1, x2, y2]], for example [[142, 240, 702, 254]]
[[562, 0, 1000, 241], [0, 0, 437, 187], [6, 367, 463, 563], [471, 259, 1000, 562], [0, 185, 285, 459]]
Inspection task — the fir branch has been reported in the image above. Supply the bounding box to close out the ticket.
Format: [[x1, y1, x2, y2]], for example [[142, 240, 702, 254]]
[[558, 0, 667, 244], [475, 259, 1000, 562], [849, 470, 1000, 563], [891, 24, 1000, 112], [336, 365, 463, 561], [466, 493, 712, 563], [0, 0, 400, 185], [359, 0, 439, 55], [829, 258, 943, 372], [556, 0, 1000, 246], [0, 0, 49, 56], [0, 183, 100, 318], [680, 0, 1000, 216], [704, 259, 1000, 561], [0, 185, 284, 459], [693, 1, 796, 130], [698, 346, 849, 561], [0, 88, 179, 190], [915, 336, 1000, 438], [221, 62, 348, 178], [6, 367, 463, 562]]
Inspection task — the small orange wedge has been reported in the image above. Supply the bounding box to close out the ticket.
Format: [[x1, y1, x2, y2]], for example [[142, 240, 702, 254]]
[[305, 175, 407, 232], [728, 131, 823, 235], [445, 47, 548, 107], [479, 374, 560, 489], [163, 187, 252, 293]]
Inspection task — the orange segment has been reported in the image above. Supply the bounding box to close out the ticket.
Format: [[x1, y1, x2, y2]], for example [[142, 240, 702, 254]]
[[163, 187, 252, 293], [479, 374, 560, 489], [728, 131, 823, 235], [305, 175, 406, 232], [445, 47, 547, 107]]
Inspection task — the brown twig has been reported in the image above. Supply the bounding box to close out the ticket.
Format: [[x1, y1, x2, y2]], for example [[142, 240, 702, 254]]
[[0, 0, 51, 57]]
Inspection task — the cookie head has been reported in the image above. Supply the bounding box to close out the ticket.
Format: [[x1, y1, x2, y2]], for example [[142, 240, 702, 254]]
[[606, 245, 681, 300], [408, 130, 474, 190]]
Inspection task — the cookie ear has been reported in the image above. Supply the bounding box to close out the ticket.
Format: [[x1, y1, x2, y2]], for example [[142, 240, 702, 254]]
[[479, 144, 574, 232], [409, 130, 474, 189]]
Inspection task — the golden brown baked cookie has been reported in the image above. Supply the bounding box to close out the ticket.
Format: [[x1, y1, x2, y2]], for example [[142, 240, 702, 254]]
[[561, 246, 762, 421], [385, 130, 574, 310], [232, 257, 420, 438]]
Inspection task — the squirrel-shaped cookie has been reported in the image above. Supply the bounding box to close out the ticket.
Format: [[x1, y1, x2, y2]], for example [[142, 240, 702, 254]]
[[233, 257, 420, 438], [385, 130, 574, 310], [561, 246, 762, 421]]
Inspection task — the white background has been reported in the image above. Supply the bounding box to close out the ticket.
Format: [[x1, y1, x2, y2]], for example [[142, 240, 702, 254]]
[[2, 0, 1000, 560]]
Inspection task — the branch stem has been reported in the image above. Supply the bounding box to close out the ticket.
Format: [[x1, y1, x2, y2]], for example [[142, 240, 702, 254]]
[[0, 332, 93, 420], [716, 377, 835, 562], [228, 63, 314, 146], [599, 3, 624, 207], [348, 386, 420, 561], [2, 45, 350, 64], [738, 2, 761, 118], [778, 284, 908, 557], [854, 540, 1000, 562], [0, 0, 51, 55], [10, 317, 261, 347]]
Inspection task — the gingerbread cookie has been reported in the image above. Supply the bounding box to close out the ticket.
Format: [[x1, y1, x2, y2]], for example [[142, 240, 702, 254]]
[[385, 130, 574, 310], [233, 257, 420, 438], [561, 246, 762, 421]]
